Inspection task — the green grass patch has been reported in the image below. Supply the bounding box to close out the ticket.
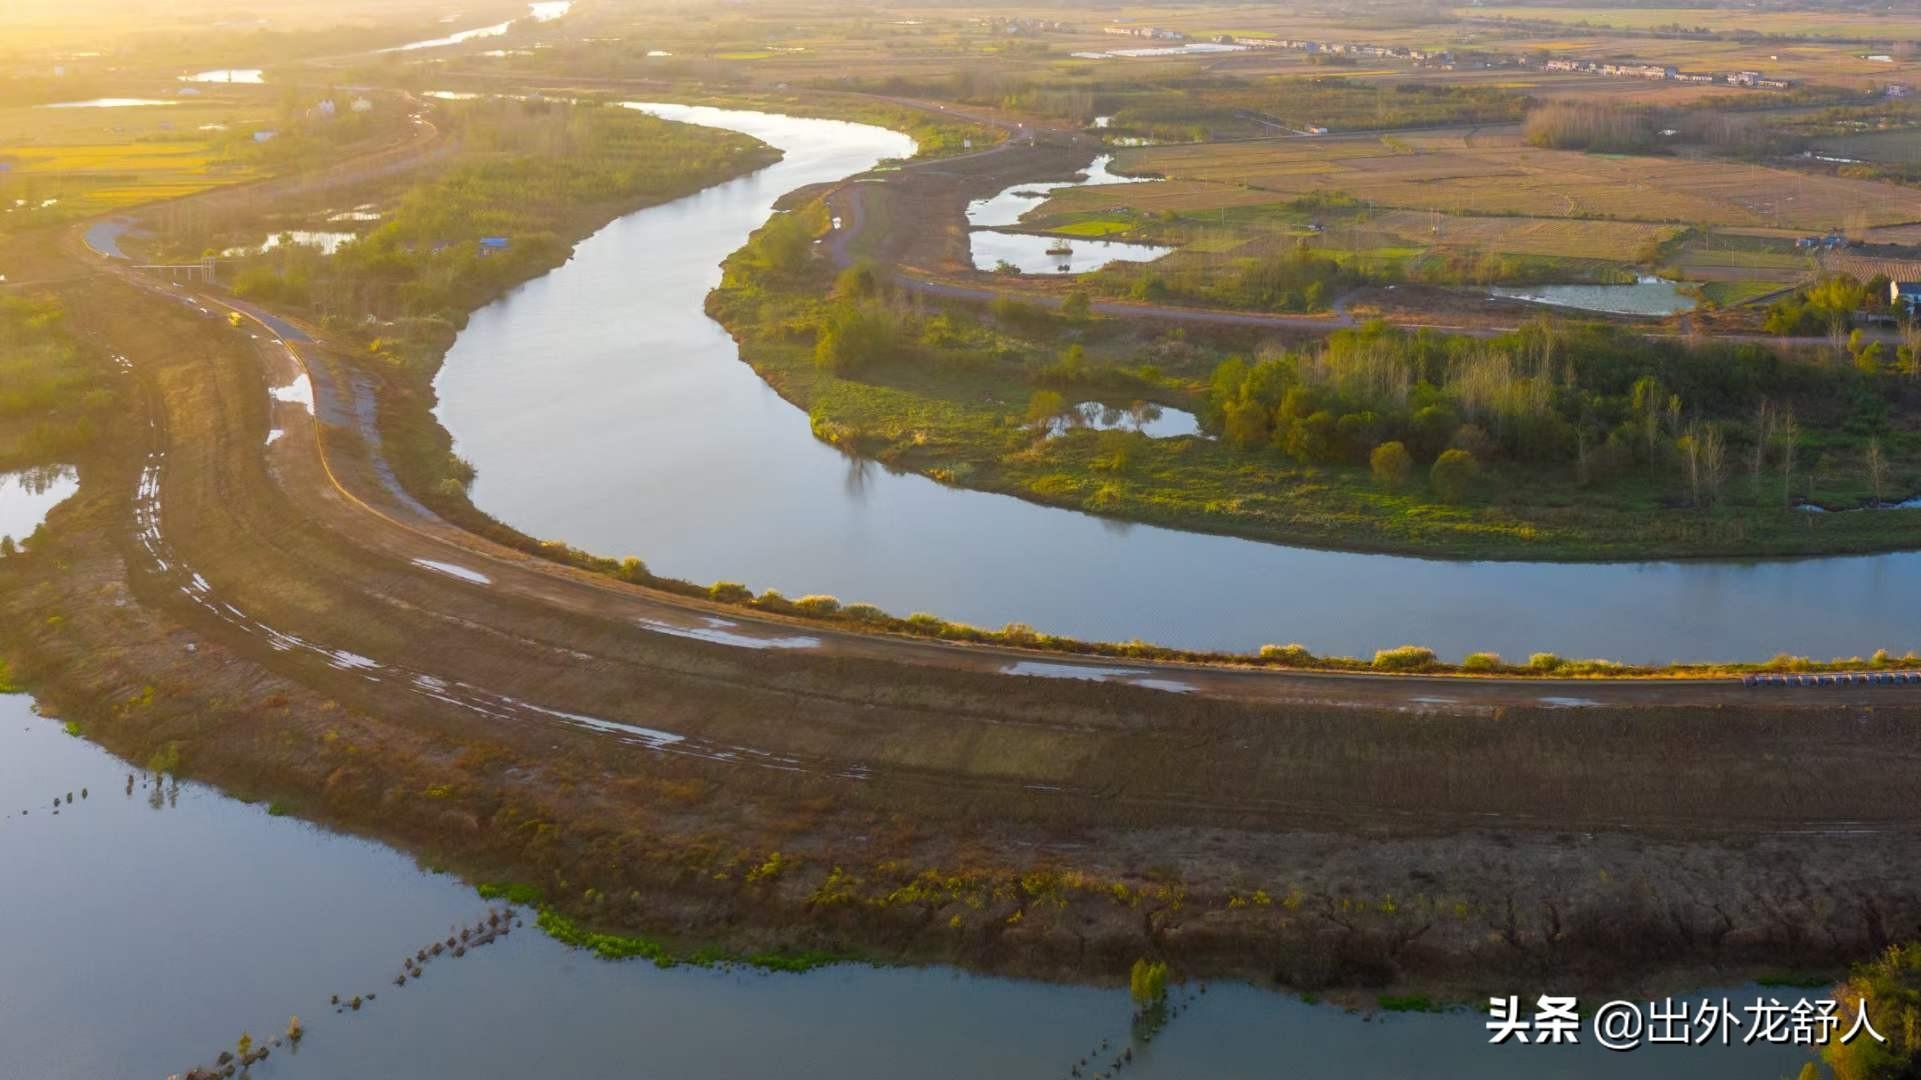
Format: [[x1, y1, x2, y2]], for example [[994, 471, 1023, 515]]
[[1698, 280, 1785, 308], [476, 881, 547, 905], [1051, 217, 1138, 238], [532, 905, 852, 972]]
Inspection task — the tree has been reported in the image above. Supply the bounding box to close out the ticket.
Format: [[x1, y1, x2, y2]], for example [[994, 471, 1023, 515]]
[[1850, 329, 1887, 376], [753, 211, 813, 274], [1026, 389, 1067, 435], [1749, 398, 1773, 494], [813, 302, 903, 375], [1222, 398, 1271, 450], [1699, 423, 1726, 507], [1868, 439, 1891, 505], [834, 259, 883, 299], [1679, 422, 1725, 508], [1821, 942, 1921, 1080], [1282, 409, 1338, 462], [1129, 958, 1169, 1011], [1370, 440, 1412, 487], [1778, 407, 1800, 506], [1430, 448, 1478, 502]]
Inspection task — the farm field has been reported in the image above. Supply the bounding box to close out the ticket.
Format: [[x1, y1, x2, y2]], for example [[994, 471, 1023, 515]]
[[1118, 135, 1921, 230], [1, 141, 260, 222], [1820, 249, 1921, 284], [1366, 209, 1677, 261], [1459, 5, 1921, 40]]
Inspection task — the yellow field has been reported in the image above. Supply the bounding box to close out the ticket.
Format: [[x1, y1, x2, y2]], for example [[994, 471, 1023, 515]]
[[1, 139, 259, 219], [1119, 137, 1921, 231]]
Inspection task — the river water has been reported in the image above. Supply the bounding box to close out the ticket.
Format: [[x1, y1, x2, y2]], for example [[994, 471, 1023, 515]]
[[0, 692, 1823, 1078], [434, 106, 1921, 664]]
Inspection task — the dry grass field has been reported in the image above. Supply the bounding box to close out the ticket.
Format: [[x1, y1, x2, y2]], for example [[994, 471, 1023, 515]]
[[1119, 135, 1921, 230], [1367, 209, 1678, 261]]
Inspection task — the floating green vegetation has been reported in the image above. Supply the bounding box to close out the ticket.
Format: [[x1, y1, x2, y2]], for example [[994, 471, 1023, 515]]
[[1377, 993, 1445, 1013], [266, 801, 292, 817], [476, 881, 546, 905], [501, 886, 850, 973], [62, 720, 80, 737]]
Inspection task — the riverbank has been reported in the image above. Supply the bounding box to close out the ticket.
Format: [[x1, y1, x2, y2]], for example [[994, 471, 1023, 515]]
[[5, 689, 1834, 1078], [709, 200, 1921, 564]]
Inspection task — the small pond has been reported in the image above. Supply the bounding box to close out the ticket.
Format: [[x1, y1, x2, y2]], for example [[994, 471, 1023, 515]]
[[226, 231, 362, 256], [965, 154, 1156, 228], [1048, 401, 1201, 440], [966, 154, 1168, 274], [971, 231, 1172, 275], [1491, 276, 1695, 316], [181, 69, 264, 84]]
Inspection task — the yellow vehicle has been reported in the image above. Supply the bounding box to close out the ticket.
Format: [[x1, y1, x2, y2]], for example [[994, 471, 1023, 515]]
[[227, 311, 245, 329]]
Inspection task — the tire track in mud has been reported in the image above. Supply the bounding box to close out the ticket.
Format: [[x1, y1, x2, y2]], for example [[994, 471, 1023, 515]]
[[131, 451, 875, 782]]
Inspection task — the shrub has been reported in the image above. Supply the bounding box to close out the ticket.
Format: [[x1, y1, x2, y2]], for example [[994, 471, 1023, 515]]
[[794, 594, 841, 616], [1373, 645, 1438, 671], [753, 590, 797, 614], [708, 581, 752, 603], [1430, 448, 1479, 502], [814, 301, 907, 374], [998, 622, 1041, 645], [1461, 652, 1502, 672], [1258, 643, 1316, 665], [1528, 652, 1565, 672], [905, 612, 948, 636], [1129, 958, 1169, 1009], [842, 603, 889, 624], [1369, 440, 1412, 487]]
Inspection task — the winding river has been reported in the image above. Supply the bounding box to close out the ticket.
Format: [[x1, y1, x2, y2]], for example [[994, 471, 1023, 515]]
[[434, 106, 1921, 664], [0, 691, 1822, 1077]]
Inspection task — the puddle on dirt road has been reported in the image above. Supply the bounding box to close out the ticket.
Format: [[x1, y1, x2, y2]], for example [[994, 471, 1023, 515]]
[[0, 465, 78, 548]]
